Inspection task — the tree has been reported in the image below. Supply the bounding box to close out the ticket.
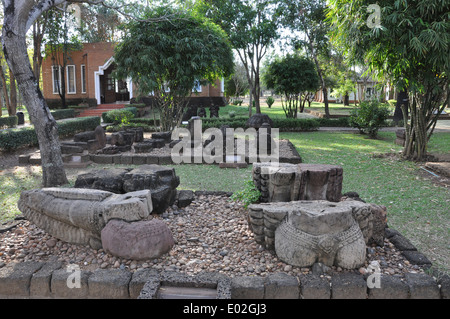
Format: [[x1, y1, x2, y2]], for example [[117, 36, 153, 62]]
[[198, 0, 280, 116], [78, 4, 122, 43], [327, 0, 449, 161], [0, 0, 180, 187], [114, 6, 234, 131], [0, 0, 105, 187], [263, 54, 320, 118], [279, 0, 333, 118], [224, 61, 250, 102], [45, 8, 82, 109]]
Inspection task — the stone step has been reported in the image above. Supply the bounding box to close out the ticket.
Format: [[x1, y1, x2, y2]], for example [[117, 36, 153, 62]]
[[77, 104, 126, 118], [157, 286, 218, 299]]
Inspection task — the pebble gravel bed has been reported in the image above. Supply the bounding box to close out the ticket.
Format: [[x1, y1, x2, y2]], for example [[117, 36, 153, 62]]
[[0, 195, 425, 279]]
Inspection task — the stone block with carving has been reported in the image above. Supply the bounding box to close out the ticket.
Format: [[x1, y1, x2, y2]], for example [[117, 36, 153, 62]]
[[252, 163, 343, 203], [248, 200, 387, 269], [74, 165, 180, 214], [101, 219, 175, 260], [17, 188, 153, 249]]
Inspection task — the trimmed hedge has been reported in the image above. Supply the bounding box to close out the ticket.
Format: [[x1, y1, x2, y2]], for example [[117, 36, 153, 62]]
[[200, 116, 351, 130], [50, 109, 76, 120], [57, 116, 101, 138], [315, 117, 351, 127], [0, 116, 101, 150], [102, 107, 138, 123], [130, 118, 161, 126], [0, 116, 18, 129]]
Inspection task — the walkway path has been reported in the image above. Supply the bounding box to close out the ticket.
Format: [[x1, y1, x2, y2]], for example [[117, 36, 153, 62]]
[[76, 103, 127, 118]]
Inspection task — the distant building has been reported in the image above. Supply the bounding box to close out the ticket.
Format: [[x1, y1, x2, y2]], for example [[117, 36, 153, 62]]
[[42, 42, 225, 108], [314, 75, 384, 104]]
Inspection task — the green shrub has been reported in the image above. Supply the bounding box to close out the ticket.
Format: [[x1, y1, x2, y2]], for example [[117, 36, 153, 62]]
[[102, 107, 138, 123], [200, 117, 320, 132], [315, 117, 351, 127], [387, 99, 397, 107], [130, 103, 146, 108], [0, 116, 101, 150], [228, 111, 236, 118], [271, 118, 320, 131], [106, 122, 156, 133], [266, 96, 275, 108], [130, 118, 161, 126], [232, 99, 243, 106], [349, 100, 390, 138], [51, 109, 75, 120], [0, 116, 18, 129], [230, 180, 261, 208], [57, 116, 101, 138]]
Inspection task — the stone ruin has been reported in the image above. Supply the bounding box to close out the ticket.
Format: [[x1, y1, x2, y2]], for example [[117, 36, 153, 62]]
[[16, 164, 189, 261], [252, 163, 343, 203], [18, 188, 153, 248], [247, 162, 387, 270], [74, 165, 181, 214], [61, 125, 175, 160]]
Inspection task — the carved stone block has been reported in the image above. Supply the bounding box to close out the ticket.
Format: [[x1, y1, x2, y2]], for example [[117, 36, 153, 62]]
[[252, 163, 343, 203], [247, 200, 388, 269], [18, 188, 152, 249]]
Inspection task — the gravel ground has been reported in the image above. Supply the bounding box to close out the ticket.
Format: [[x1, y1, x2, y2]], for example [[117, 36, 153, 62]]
[[0, 194, 425, 280]]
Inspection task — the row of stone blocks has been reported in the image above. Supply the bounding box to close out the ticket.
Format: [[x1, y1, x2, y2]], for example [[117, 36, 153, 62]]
[[0, 261, 448, 299], [19, 153, 302, 166]]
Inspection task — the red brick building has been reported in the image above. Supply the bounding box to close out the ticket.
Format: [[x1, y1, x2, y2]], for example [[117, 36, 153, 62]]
[[42, 42, 225, 108]]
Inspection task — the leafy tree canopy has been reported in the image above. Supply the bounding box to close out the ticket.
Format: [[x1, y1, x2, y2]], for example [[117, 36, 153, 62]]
[[114, 6, 234, 130]]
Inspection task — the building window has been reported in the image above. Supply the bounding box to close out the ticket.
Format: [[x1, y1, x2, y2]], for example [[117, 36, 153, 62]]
[[81, 65, 86, 94], [66, 65, 76, 94], [52, 65, 61, 94], [192, 80, 202, 93]]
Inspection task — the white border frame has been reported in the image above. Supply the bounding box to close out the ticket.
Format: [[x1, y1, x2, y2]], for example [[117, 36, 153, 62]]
[[66, 65, 76, 94], [80, 64, 87, 94]]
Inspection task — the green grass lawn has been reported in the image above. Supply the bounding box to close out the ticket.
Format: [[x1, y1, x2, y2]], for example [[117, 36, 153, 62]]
[[0, 130, 448, 273]]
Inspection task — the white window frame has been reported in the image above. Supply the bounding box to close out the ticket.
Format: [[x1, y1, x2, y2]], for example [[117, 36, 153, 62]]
[[192, 79, 202, 93], [66, 65, 76, 94], [52, 65, 62, 94], [80, 64, 86, 94]]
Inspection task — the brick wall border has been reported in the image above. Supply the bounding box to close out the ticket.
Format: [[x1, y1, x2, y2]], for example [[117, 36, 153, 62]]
[[0, 227, 448, 299]]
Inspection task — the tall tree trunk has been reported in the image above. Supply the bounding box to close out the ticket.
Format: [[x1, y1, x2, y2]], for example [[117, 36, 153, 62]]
[[0, 63, 11, 115], [344, 93, 349, 106], [393, 90, 408, 124], [8, 68, 17, 115], [2, 16, 68, 187]]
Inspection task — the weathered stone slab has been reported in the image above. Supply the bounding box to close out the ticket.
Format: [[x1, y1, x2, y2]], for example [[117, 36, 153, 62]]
[[405, 273, 440, 299], [74, 131, 96, 143], [129, 269, 159, 299], [368, 275, 410, 299], [30, 261, 62, 298], [248, 199, 386, 254], [101, 219, 175, 260], [18, 188, 153, 249], [252, 163, 343, 203], [122, 165, 180, 213], [75, 168, 130, 194], [231, 276, 265, 299], [331, 273, 367, 299], [88, 269, 132, 299], [177, 190, 194, 208], [74, 165, 180, 214], [51, 268, 91, 299], [274, 201, 366, 268], [299, 274, 330, 299], [264, 273, 299, 299], [0, 261, 44, 297]]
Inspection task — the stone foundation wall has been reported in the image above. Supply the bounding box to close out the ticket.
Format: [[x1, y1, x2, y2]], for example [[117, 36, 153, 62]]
[[1, 227, 448, 299], [0, 261, 447, 299]]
